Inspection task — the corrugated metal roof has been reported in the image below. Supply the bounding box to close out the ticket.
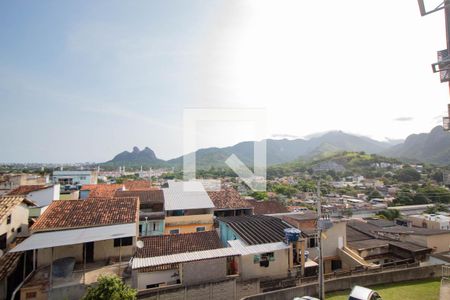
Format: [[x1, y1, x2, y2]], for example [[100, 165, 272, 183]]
[[132, 247, 239, 269], [163, 181, 215, 211], [227, 240, 289, 255], [10, 223, 136, 252]]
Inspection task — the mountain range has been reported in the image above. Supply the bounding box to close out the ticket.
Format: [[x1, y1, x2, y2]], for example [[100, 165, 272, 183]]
[[102, 126, 450, 169]]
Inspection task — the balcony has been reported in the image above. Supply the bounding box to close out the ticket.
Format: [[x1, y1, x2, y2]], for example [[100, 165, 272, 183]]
[[139, 211, 165, 221], [165, 214, 214, 226]]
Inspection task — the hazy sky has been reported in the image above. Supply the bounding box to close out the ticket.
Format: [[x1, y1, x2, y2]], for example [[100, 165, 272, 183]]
[[0, 0, 448, 163]]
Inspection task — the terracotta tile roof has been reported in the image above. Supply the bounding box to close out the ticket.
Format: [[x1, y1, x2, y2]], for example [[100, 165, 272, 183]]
[[114, 190, 164, 207], [0, 251, 22, 281], [136, 231, 222, 258], [81, 184, 124, 198], [207, 188, 253, 210], [31, 197, 139, 232], [123, 180, 158, 191], [0, 196, 35, 223], [246, 199, 288, 215], [7, 185, 48, 196], [217, 215, 292, 245]]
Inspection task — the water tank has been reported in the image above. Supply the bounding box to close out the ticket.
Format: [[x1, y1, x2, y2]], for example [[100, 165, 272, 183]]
[[284, 228, 301, 243], [52, 257, 76, 278]]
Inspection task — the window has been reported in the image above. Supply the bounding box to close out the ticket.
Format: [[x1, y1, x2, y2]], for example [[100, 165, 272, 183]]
[[139, 224, 143, 234], [152, 222, 160, 232], [169, 229, 179, 234], [113, 237, 133, 247], [196, 226, 205, 232], [0, 233, 6, 250], [80, 176, 87, 180], [6, 214, 11, 224], [309, 237, 316, 248], [254, 252, 275, 264], [331, 259, 342, 271], [25, 291, 37, 299], [17, 226, 22, 234]]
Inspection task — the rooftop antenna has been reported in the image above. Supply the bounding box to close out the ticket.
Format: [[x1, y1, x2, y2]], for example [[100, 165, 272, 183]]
[[418, 0, 450, 130]]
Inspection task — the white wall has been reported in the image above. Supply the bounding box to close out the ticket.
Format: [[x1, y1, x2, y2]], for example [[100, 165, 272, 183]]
[[0, 203, 29, 248], [239, 249, 289, 280], [137, 269, 180, 290], [27, 185, 60, 207]]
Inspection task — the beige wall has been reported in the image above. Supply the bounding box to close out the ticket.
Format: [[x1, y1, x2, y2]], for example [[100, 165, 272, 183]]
[[37, 239, 134, 267], [403, 233, 450, 253], [0, 203, 29, 248], [322, 221, 346, 258], [239, 249, 289, 281], [94, 239, 133, 260]]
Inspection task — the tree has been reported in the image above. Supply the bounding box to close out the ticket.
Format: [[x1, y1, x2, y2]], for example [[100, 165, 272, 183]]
[[376, 209, 401, 221], [82, 275, 137, 300], [342, 208, 353, 218], [425, 203, 449, 214], [396, 167, 421, 182], [250, 191, 268, 200], [367, 188, 383, 200]]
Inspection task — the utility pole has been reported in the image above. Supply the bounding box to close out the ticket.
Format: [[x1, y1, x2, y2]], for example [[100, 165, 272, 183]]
[[316, 180, 325, 300]]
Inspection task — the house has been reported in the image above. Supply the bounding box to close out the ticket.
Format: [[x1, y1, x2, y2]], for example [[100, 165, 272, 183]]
[[246, 199, 288, 215], [52, 170, 97, 186], [282, 213, 347, 273], [0, 196, 35, 251], [0, 239, 33, 300], [407, 214, 450, 230], [115, 190, 165, 236], [79, 183, 124, 199], [347, 219, 450, 254], [346, 223, 432, 268], [0, 174, 48, 196], [123, 180, 157, 191], [131, 231, 237, 291], [163, 181, 215, 234], [207, 188, 253, 218], [217, 215, 317, 279], [10, 197, 139, 300], [7, 185, 60, 218]]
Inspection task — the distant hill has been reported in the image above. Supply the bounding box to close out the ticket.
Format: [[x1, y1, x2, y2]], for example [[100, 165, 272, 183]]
[[382, 126, 450, 165], [167, 131, 394, 169], [102, 127, 450, 171], [102, 146, 167, 168]]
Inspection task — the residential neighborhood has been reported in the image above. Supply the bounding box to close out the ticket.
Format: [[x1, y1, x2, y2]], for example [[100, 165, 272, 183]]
[[0, 167, 449, 299], [3, 1, 450, 300]]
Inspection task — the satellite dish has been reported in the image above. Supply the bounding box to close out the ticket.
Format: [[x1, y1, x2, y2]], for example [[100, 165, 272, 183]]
[[136, 240, 144, 249]]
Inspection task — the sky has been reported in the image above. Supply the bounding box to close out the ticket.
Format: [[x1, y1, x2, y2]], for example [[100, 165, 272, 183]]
[[0, 0, 449, 163]]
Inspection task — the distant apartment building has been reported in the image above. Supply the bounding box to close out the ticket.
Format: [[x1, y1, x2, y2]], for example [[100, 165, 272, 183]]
[[408, 214, 450, 230], [0, 174, 48, 195], [163, 181, 215, 234], [52, 170, 98, 186]]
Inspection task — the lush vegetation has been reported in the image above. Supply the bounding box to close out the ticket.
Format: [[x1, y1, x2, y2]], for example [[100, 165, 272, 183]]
[[326, 279, 440, 300], [376, 209, 401, 220], [82, 275, 137, 300]]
